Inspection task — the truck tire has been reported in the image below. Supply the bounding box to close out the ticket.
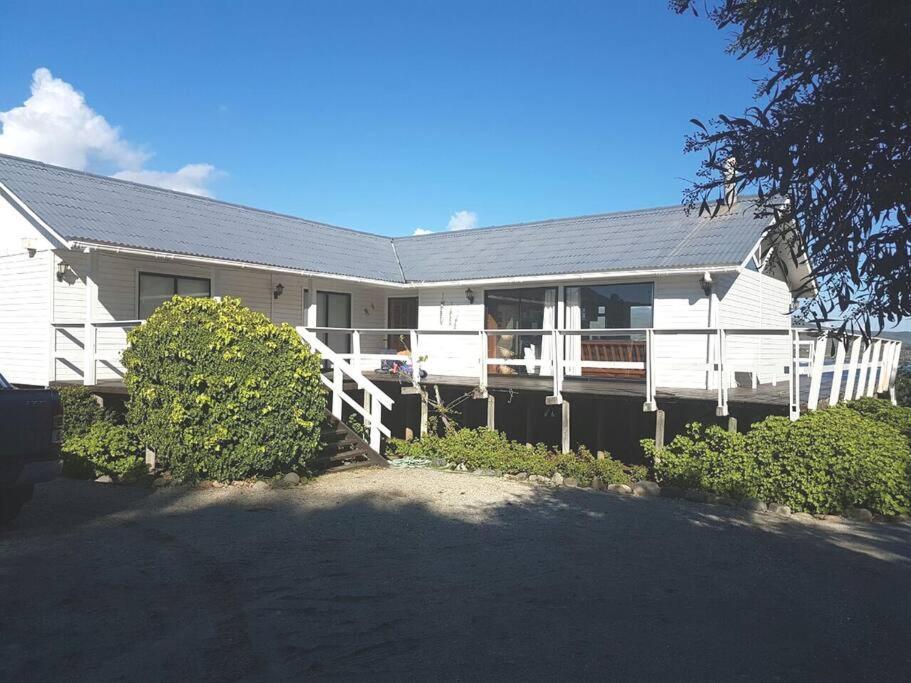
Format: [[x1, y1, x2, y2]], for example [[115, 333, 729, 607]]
[[0, 485, 33, 525]]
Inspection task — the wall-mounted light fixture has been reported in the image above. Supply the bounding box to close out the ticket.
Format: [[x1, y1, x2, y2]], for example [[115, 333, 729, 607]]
[[699, 271, 713, 296], [465, 287, 475, 304], [273, 283, 284, 299], [56, 261, 69, 282]]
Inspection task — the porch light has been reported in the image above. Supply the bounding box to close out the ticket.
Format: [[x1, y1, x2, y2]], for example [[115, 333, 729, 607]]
[[465, 288, 475, 304], [56, 261, 68, 281], [699, 272, 713, 296], [273, 283, 284, 299]]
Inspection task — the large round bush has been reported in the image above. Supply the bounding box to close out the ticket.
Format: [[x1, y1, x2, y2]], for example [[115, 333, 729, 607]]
[[123, 296, 325, 482]]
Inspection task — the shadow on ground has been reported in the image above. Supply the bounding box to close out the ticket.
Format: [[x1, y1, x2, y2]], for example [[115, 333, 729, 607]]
[[2, 470, 911, 681]]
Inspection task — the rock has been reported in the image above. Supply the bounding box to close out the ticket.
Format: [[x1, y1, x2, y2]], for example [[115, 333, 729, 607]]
[[739, 498, 767, 513], [152, 477, 170, 488], [551, 472, 564, 486], [768, 503, 792, 516], [211, 480, 225, 488], [515, 472, 529, 481], [456, 463, 467, 471], [844, 507, 874, 523], [95, 475, 114, 484], [528, 474, 546, 484], [607, 483, 633, 495], [477, 468, 497, 477], [564, 477, 579, 487], [791, 512, 816, 524], [283, 472, 301, 485], [632, 481, 660, 497], [252, 480, 270, 491], [590, 476, 603, 491], [684, 489, 709, 503], [660, 486, 684, 499]]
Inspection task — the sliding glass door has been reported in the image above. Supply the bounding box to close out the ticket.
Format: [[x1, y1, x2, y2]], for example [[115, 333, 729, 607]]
[[484, 287, 556, 375], [316, 291, 351, 355], [565, 282, 654, 378]]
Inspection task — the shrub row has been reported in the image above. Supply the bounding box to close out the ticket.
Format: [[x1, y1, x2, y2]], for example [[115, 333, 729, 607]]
[[642, 401, 911, 517], [389, 428, 647, 486]]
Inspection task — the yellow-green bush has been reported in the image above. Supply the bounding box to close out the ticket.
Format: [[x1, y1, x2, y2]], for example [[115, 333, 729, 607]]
[[123, 296, 325, 482], [62, 420, 146, 480]]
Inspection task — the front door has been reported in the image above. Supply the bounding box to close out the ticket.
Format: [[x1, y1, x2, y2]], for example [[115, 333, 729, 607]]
[[317, 291, 352, 355], [387, 297, 418, 351]]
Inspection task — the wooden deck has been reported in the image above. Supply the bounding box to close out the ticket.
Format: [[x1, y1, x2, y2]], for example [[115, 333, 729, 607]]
[[361, 370, 861, 411]]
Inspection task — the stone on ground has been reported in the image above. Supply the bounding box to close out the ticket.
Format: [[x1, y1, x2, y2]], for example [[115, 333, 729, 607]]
[[252, 480, 270, 491], [95, 475, 113, 484], [632, 481, 660, 497], [768, 503, 792, 516], [739, 498, 768, 513], [283, 472, 301, 484], [551, 472, 564, 486], [607, 483, 633, 495], [844, 507, 874, 523]]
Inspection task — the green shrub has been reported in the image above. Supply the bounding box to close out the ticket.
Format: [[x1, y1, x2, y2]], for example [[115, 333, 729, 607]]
[[644, 406, 911, 516], [388, 428, 642, 486], [897, 370, 910, 408], [57, 385, 105, 440], [123, 296, 326, 482], [846, 397, 911, 440], [62, 420, 146, 480]]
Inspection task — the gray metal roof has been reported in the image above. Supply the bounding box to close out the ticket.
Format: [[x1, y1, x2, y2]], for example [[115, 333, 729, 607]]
[[0, 153, 768, 284]]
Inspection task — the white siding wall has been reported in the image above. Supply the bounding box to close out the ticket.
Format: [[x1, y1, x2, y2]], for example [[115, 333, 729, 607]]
[[416, 286, 486, 376], [0, 250, 50, 385], [719, 268, 792, 384], [650, 274, 714, 388]]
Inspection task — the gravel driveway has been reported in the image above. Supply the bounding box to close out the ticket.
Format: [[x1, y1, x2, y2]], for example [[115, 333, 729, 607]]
[[3, 468, 911, 681]]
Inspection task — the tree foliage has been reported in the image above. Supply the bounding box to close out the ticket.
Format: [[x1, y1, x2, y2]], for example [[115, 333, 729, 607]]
[[672, 0, 911, 335]]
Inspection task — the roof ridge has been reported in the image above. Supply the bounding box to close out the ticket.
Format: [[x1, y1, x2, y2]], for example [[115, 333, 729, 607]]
[[0, 152, 391, 242]]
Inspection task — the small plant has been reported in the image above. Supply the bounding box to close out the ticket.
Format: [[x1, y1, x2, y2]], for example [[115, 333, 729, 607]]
[[388, 428, 642, 486], [57, 385, 105, 440], [62, 420, 146, 480], [846, 397, 911, 440]]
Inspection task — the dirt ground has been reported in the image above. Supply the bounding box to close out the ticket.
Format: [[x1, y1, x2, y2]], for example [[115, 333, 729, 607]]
[[3, 468, 911, 681]]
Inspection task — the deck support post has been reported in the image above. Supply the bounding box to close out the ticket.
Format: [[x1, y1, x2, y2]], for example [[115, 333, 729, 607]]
[[525, 396, 535, 447], [486, 394, 495, 431], [419, 390, 429, 438], [715, 328, 728, 417], [788, 329, 801, 421], [727, 416, 738, 433], [83, 249, 97, 386], [561, 400, 571, 454], [654, 409, 665, 448], [144, 447, 157, 472], [643, 329, 657, 411]]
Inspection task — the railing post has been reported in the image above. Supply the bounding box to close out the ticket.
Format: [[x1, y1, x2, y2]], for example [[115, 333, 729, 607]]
[[83, 250, 97, 386], [806, 333, 827, 411], [478, 331, 488, 395], [843, 336, 861, 400], [789, 329, 801, 420], [351, 330, 361, 374], [715, 328, 728, 417], [828, 337, 847, 406], [331, 366, 343, 420], [864, 339, 882, 397], [878, 342, 895, 394], [855, 341, 873, 399], [409, 329, 420, 386], [370, 394, 382, 452], [643, 328, 657, 412], [888, 342, 902, 405]]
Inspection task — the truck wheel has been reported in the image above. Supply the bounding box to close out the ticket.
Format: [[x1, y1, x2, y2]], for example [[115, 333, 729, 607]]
[[0, 486, 33, 525]]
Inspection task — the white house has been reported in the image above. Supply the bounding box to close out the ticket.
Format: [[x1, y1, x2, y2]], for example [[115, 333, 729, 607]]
[[0, 153, 901, 452]]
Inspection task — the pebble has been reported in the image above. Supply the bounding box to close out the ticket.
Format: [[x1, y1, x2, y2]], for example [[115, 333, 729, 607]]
[[252, 480, 270, 491], [844, 507, 874, 523], [768, 503, 792, 516], [632, 481, 660, 497], [590, 476, 603, 491], [791, 512, 816, 524], [564, 477, 579, 487], [283, 472, 301, 485], [551, 472, 564, 486], [95, 475, 113, 484], [607, 484, 633, 495]]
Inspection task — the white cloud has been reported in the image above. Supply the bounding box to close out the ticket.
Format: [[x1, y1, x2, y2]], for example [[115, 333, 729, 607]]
[[412, 227, 433, 235], [447, 210, 478, 231], [0, 68, 218, 196]]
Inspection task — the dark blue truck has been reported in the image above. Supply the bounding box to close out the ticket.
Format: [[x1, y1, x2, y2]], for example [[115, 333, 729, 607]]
[[0, 372, 63, 523]]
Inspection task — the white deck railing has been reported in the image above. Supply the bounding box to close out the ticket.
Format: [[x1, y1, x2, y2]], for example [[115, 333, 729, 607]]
[[50, 321, 902, 424]]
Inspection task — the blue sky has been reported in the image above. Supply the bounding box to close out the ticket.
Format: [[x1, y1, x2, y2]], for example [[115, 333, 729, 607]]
[[0, 1, 768, 235]]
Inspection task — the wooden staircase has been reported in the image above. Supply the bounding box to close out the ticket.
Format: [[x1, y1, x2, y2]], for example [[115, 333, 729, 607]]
[[314, 411, 388, 472]]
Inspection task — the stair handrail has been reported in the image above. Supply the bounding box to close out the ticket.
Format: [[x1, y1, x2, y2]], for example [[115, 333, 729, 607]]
[[296, 327, 394, 452]]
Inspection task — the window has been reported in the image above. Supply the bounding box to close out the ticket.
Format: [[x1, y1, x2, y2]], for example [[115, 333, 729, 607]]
[[138, 272, 211, 319], [484, 287, 557, 374], [316, 291, 352, 354]]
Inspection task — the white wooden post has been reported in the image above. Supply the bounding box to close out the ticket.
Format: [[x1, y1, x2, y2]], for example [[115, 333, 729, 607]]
[[865, 340, 883, 397], [478, 331, 488, 395], [643, 328, 657, 412], [715, 328, 728, 416], [806, 334, 828, 411], [854, 342, 872, 400], [789, 329, 801, 420], [827, 338, 847, 406], [369, 394, 382, 452], [83, 250, 97, 386], [878, 342, 895, 394], [409, 329, 420, 386], [554, 329, 564, 398], [561, 400, 571, 454], [888, 342, 902, 405], [351, 330, 361, 374], [843, 336, 861, 400], [331, 366, 343, 419], [305, 278, 317, 327]]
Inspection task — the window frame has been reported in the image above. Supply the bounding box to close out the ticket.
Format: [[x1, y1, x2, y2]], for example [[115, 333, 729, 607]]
[[137, 271, 212, 319]]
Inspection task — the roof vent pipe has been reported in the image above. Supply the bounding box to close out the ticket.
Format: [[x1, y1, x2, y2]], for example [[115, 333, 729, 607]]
[[723, 156, 738, 207]]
